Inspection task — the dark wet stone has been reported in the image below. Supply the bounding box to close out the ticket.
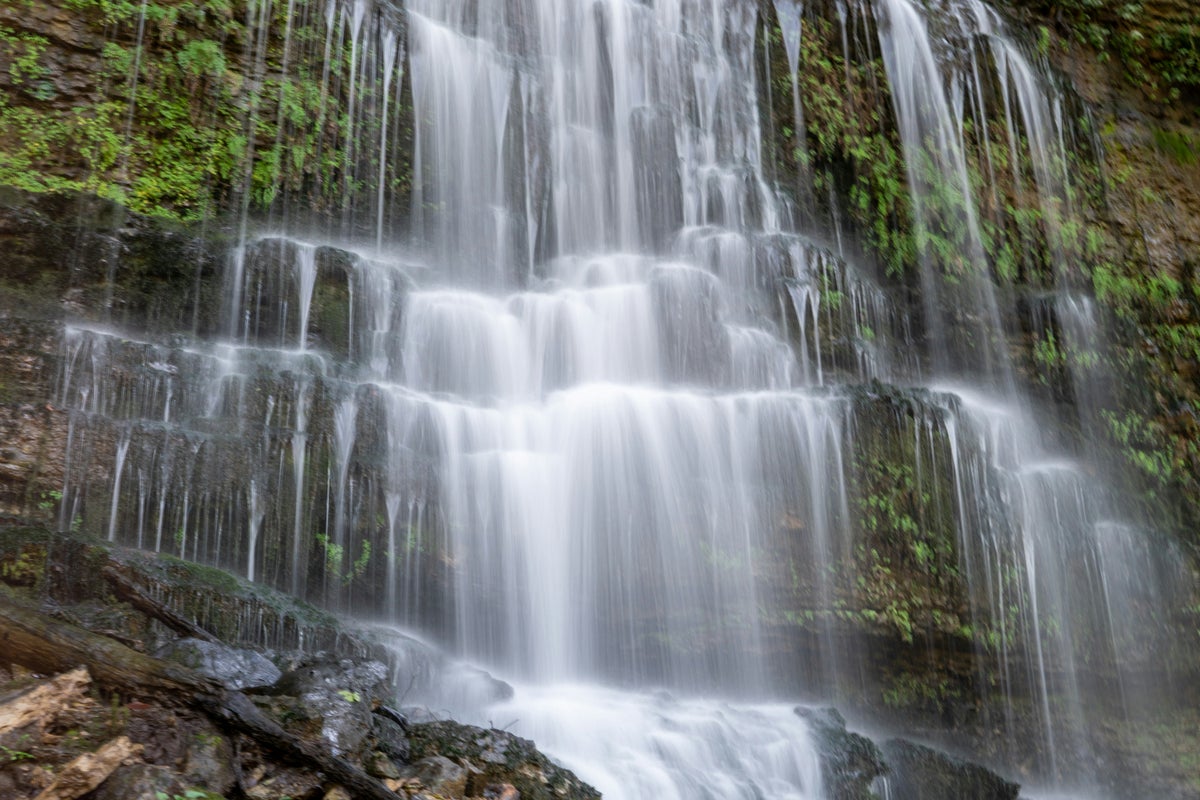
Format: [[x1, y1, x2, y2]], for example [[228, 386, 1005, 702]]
[[879, 738, 1019, 800], [157, 637, 282, 691], [182, 723, 238, 794], [794, 707, 887, 800], [272, 655, 390, 758], [370, 711, 411, 763]]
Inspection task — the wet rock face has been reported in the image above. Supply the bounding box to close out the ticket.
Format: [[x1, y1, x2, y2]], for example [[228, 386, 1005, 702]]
[[794, 706, 1022, 800], [794, 707, 886, 800], [0, 190, 226, 525], [0, 190, 227, 335], [0, 3, 105, 134], [157, 638, 283, 691], [406, 720, 601, 800], [0, 319, 66, 523], [880, 738, 1019, 800], [270, 655, 392, 758]]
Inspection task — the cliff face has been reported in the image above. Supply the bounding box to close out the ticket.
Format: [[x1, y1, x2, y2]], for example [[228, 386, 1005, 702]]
[[997, 0, 1200, 537], [3, 1, 1198, 544], [755, 0, 1200, 546], [0, 0, 411, 227], [0, 189, 227, 522]]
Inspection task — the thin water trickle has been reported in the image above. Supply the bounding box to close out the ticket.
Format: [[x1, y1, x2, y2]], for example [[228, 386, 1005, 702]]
[[377, 29, 401, 253], [106, 432, 131, 542], [290, 379, 312, 596], [294, 244, 318, 350]]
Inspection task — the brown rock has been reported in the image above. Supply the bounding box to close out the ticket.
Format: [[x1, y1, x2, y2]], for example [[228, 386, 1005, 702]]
[[0, 666, 91, 736], [245, 766, 322, 800], [476, 783, 519, 800], [400, 756, 468, 798], [89, 764, 186, 800], [32, 735, 143, 800], [365, 749, 403, 779]]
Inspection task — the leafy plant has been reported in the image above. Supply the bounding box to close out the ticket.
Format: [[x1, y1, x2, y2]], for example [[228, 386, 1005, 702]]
[[0, 744, 33, 763]]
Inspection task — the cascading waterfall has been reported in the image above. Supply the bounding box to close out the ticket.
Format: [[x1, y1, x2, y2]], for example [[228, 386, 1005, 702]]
[[51, 0, 1195, 797]]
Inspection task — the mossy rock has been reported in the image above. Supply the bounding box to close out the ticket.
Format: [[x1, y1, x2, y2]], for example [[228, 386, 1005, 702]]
[[407, 720, 601, 800], [0, 527, 372, 656]]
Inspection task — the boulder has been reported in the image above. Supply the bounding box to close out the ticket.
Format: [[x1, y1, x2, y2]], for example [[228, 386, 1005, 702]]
[[794, 707, 886, 800], [243, 765, 322, 800], [91, 764, 188, 800], [407, 720, 600, 800], [370, 707, 411, 763], [364, 749, 402, 780], [400, 755, 469, 797], [181, 724, 238, 795], [157, 638, 281, 691], [879, 738, 1019, 800], [270, 654, 390, 758]]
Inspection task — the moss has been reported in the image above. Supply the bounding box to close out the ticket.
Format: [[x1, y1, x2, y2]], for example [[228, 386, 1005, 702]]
[[1012, 1, 1200, 103], [0, 541, 47, 589], [880, 670, 964, 715], [406, 721, 601, 800], [760, 7, 916, 277], [0, 0, 412, 224], [1152, 128, 1200, 165]]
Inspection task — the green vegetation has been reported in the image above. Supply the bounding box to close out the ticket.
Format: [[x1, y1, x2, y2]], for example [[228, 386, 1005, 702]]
[[0, 744, 34, 763], [0, 0, 412, 221], [154, 786, 225, 799], [761, 1, 1200, 550], [881, 669, 962, 714], [315, 532, 372, 586], [1082, 131, 1200, 538], [0, 542, 46, 588], [1015, 1, 1200, 102], [765, 13, 914, 277], [764, 6, 1112, 299], [1152, 128, 1200, 165]]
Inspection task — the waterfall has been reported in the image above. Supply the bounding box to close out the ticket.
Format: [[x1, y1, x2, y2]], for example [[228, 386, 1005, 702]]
[[51, 0, 1196, 797]]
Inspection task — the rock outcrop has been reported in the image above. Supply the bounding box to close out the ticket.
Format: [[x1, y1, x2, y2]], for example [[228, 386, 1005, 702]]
[[0, 529, 599, 800]]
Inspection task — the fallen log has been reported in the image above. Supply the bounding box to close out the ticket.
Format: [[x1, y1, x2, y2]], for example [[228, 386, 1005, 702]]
[[0, 602, 399, 800], [0, 666, 90, 736], [101, 566, 218, 644]]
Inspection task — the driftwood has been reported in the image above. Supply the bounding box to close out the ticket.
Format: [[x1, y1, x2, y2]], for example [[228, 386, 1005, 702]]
[[32, 736, 142, 800], [101, 565, 218, 644], [0, 602, 399, 800], [0, 666, 90, 736]]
